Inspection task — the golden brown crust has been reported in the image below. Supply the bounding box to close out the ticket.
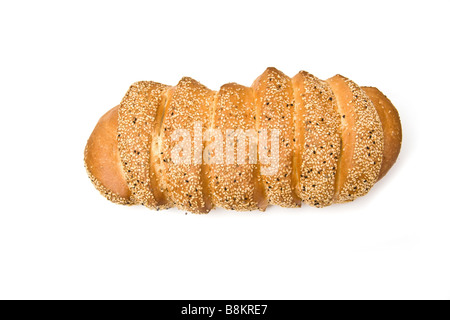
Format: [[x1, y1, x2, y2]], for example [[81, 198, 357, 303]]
[[160, 77, 215, 213], [290, 73, 305, 205], [362, 87, 402, 181], [149, 87, 172, 208], [84, 106, 132, 203], [118, 81, 169, 208], [207, 83, 262, 210], [292, 71, 341, 207], [252, 68, 301, 207], [326, 75, 384, 203], [85, 69, 402, 212]]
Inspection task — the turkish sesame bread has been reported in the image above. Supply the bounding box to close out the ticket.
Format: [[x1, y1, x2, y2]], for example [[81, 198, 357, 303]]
[[84, 68, 402, 213]]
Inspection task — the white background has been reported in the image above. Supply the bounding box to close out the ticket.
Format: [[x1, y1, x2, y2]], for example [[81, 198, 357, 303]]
[[0, 0, 449, 300]]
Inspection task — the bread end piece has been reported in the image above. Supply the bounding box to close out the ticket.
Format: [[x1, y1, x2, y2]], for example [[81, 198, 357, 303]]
[[362, 87, 402, 181], [84, 106, 133, 204]]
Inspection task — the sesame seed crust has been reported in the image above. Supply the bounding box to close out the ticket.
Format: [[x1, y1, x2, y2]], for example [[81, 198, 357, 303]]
[[85, 68, 401, 213], [118, 81, 169, 208], [326, 75, 384, 203], [251, 68, 301, 207], [160, 77, 215, 213], [207, 83, 261, 211], [293, 71, 341, 207]]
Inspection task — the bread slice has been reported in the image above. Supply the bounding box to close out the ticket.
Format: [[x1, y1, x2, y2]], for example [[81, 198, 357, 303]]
[[292, 71, 341, 207], [206, 82, 267, 211], [326, 75, 383, 202], [362, 87, 402, 181], [251, 67, 301, 207], [117, 81, 168, 208], [84, 106, 133, 204], [160, 77, 215, 213]]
